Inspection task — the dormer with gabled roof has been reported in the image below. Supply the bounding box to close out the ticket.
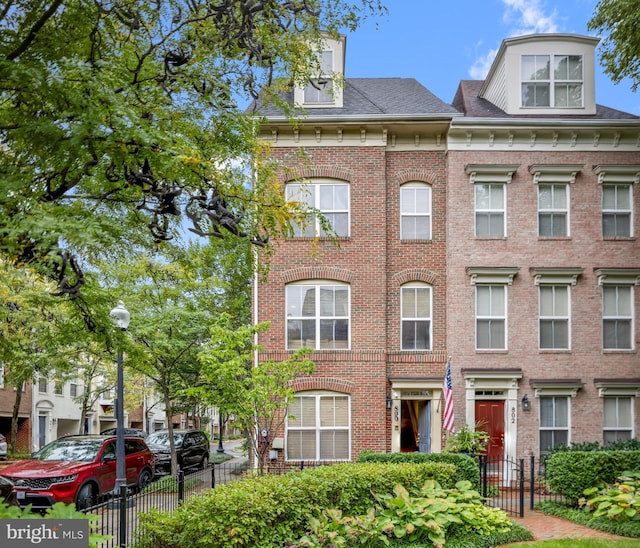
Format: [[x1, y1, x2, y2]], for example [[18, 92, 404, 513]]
[[480, 34, 599, 116], [293, 35, 346, 109]]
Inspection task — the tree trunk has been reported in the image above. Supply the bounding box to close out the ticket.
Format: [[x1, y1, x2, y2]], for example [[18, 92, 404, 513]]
[[11, 381, 24, 455]]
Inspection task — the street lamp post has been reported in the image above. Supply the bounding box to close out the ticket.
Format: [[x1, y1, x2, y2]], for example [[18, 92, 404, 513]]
[[110, 301, 130, 493], [217, 411, 224, 453]]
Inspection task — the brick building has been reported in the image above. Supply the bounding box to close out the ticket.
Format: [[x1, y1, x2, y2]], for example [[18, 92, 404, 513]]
[[254, 33, 639, 462]]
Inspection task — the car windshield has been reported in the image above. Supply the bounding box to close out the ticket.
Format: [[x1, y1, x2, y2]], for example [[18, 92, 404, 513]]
[[31, 439, 104, 462], [146, 432, 184, 447]]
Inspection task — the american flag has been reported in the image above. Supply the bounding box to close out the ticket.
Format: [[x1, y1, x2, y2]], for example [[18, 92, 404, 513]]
[[443, 360, 455, 433]]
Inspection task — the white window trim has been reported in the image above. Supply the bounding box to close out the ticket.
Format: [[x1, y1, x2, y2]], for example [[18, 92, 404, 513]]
[[521, 54, 584, 108], [400, 182, 432, 240], [286, 180, 350, 238], [400, 282, 432, 351], [595, 164, 639, 239], [285, 392, 351, 461], [538, 285, 571, 351], [602, 395, 635, 441], [285, 280, 351, 351], [474, 285, 507, 351], [601, 184, 633, 238], [530, 165, 582, 239], [538, 395, 571, 453]]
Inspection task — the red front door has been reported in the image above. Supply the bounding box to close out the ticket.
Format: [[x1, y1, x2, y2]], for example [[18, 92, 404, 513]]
[[475, 400, 504, 460]]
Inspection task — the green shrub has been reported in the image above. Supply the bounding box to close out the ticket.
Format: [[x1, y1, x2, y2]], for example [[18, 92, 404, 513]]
[[580, 471, 640, 521], [546, 450, 640, 506], [297, 480, 512, 547], [357, 450, 480, 490], [0, 500, 109, 547], [135, 462, 455, 548]]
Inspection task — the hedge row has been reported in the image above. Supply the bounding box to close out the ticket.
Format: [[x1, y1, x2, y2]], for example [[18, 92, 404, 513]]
[[356, 450, 480, 490], [547, 450, 640, 506], [135, 461, 456, 547]]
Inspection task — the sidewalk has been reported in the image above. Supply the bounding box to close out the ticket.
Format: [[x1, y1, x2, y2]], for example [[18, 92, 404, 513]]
[[509, 510, 640, 544]]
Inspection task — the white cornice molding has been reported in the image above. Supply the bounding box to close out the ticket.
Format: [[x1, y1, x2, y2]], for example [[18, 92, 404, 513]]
[[594, 268, 640, 286], [466, 266, 520, 285], [528, 164, 584, 184], [464, 164, 520, 184], [593, 164, 640, 185], [530, 267, 584, 285]]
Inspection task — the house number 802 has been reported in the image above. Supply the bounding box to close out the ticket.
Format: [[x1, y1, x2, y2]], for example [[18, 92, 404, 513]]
[[511, 407, 516, 424]]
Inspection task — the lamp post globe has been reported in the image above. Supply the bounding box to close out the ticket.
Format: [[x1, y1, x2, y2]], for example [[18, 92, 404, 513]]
[[109, 301, 130, 493]]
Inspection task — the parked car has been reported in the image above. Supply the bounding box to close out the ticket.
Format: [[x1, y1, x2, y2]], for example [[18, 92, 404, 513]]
[[0, 475, 16, 505], [0, 435, 155, 511], [145, 429, 209, 475], [0, 433, 7, 460], [100, 427, 147, 438]]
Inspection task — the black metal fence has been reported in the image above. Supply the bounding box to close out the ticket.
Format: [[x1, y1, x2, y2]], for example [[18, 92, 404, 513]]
[[478, 454, 566, 518], [84, 455, 567, 546], [83, 461, 249, 547]]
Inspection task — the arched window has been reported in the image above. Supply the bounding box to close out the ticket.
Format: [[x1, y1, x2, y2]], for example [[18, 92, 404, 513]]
[[286, 180, 349, 237], [286, 391, 350, 461]]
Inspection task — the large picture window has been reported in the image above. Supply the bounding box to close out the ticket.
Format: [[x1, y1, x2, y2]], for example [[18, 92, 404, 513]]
[[522, 54, 583, 108], [401, 283, 432, 350], [400, 183, 431, 240], [286, 181, 349, 237], [286, 282, 350, 350], [286, 393, 350, 461]]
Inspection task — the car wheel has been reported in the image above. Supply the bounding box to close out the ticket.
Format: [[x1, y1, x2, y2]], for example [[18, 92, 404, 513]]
[[75, 483, 96, 511], [137, 468, 153, 492], [200, 454, 209, 470]]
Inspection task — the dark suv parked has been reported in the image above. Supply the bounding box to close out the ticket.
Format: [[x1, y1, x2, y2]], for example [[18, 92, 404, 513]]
[[145, 429, 209, 475]]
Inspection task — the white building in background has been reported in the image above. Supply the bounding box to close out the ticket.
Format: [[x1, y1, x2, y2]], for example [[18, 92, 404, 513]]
[[32, 373, 168, 451]]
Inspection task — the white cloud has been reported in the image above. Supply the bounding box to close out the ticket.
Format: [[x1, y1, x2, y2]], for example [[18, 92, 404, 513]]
[[502, 0, 560, 35], [469, 48, 498, 80], [469, 0, 560, 79]]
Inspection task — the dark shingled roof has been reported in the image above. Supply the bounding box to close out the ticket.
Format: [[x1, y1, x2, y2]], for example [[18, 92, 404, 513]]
[[453, 80, 639, 120], [251, 77, 460, 118]]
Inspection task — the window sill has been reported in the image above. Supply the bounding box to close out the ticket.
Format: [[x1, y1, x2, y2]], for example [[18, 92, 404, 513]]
[[538, 349, 571, 354], [475, 349, 508, 354], [400, 239, 432, 244], [538, 236, 571, 241], [602, 349, 636, 354], [474, 236, 507, 241], [602, 236, 635, 242]]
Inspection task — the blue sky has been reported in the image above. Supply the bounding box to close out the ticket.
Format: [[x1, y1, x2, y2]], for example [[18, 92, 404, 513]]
[[343, 0, 639, 115]]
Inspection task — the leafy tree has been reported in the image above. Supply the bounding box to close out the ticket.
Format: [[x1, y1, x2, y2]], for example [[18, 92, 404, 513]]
[[99, 248, 230, 475], [0, 0, 385, 321], [193, 315, 314, 474], [588, 0, 640, 91]]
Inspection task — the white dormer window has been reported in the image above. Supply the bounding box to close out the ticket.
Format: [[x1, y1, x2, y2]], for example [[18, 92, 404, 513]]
[[303, 50, 334, 104], [293, 35, 345, 109], [521, 54, 583, 108]]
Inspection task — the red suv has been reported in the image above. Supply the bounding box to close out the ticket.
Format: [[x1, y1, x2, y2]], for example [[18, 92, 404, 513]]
[[0, 435, 155, 511]]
